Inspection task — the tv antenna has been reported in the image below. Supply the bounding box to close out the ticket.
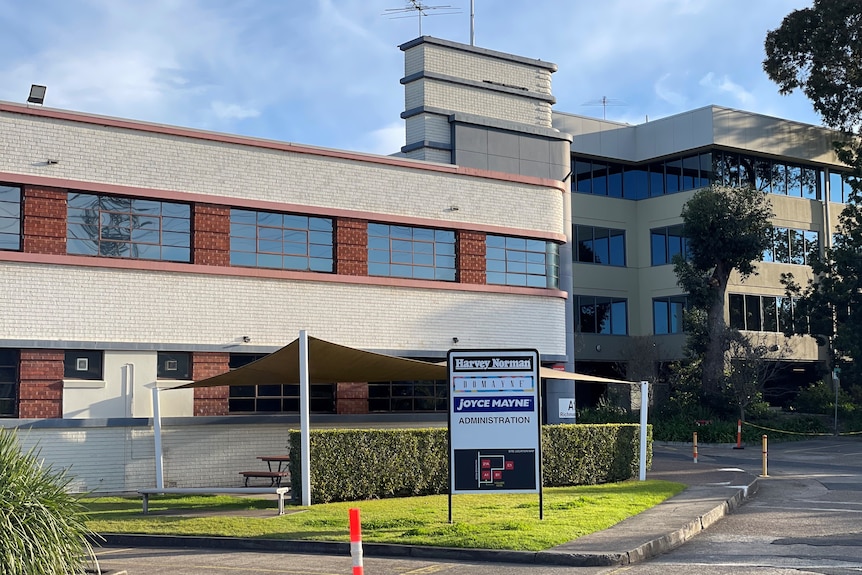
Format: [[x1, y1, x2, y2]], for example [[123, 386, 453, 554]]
[[582, 96, 626, 120], [384, 1, 461, 36]]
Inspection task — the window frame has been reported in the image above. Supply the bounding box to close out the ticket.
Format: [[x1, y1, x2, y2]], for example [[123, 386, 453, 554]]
[[67, 192, 192, 262], [0, 185, 22, 252], [230, 209, 334, 272], [63, 350, 104, 381], [367, 223, 456, 281], [486, 235, 559, 288]]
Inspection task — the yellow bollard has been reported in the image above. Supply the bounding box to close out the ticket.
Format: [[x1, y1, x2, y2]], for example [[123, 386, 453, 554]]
[[693, 431, 698, 463], [761, 434, 768, 477]]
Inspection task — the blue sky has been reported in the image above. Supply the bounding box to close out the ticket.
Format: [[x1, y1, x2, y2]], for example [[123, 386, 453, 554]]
[[1, 0, 819, 155]]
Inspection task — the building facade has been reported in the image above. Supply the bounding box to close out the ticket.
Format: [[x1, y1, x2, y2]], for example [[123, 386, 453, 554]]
[[556, 106, 852, 403], [0, 35, 854, 491]]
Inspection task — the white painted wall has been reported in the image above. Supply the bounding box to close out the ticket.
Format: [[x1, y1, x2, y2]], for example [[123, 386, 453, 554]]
[[62, 351, 194, 419]]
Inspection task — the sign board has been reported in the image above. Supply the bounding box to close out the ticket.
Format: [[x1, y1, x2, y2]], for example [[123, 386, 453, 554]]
[[448, 349, 541, 494], [558, 398, 576, 419]]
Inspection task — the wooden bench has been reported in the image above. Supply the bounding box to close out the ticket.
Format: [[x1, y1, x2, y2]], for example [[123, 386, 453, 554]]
[[239, 470, 290, 487], [138, 487, 291, 516]]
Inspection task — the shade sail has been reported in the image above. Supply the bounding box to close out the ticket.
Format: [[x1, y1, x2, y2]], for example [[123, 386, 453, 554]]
[[175, 336, 447, 388], [174, 336, 635, 389], [538, 367, 633, 385]]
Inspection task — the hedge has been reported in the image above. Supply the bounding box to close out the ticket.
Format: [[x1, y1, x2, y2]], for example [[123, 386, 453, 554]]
[[288, 424, 651, 504]]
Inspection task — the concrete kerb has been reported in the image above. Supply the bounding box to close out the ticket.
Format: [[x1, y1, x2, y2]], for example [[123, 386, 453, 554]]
[[98, 473, 758, 567]]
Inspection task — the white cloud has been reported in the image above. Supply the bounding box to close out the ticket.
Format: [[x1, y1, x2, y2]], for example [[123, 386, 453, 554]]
[[359, 121, 405, 156], [654, 74, 687, 108], [210, 102, 260, 121], [0, 0, 826, 150], [699, 72, 755, 107]]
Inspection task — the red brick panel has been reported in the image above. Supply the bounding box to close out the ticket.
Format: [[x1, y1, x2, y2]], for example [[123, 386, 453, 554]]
[[193, 204, 231, 266], [457, 230, 486, 284], [336, 382, 369, 414], [22, 186, 67, 255], [335, 218, 368, 276], [191, 352, 230, 416], [18, 350, 64, 418]]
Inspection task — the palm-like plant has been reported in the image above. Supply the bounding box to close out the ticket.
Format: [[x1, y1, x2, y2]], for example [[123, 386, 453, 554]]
[[0, 428, 98, 574]]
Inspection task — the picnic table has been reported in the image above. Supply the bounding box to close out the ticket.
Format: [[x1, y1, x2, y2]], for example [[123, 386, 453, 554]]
[[240, 454, 291, 487]]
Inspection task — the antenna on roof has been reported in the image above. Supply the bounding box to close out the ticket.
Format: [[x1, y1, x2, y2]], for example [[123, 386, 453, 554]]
[[582, 96, 627, 120], [384, 0, 461, 36]]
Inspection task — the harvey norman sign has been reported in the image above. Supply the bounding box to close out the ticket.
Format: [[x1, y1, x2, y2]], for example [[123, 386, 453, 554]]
[[448, 349, 541, 495]]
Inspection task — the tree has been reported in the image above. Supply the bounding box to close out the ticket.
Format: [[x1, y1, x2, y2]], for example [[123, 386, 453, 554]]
[[764, 0, 862, 136], [764, 0, 862, 181], [765, 0, 862, 386], [782, 197, 862, 386], [725, 333, 792, 421], [673, 185, 774, 395]]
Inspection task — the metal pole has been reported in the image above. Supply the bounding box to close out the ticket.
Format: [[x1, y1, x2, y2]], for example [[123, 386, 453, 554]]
[[834, 372, 839, 436], [470, 0, 475, 45], [300, 330, 312, 506], [151, 383, 164, 489], [639, 381, 648, 481]]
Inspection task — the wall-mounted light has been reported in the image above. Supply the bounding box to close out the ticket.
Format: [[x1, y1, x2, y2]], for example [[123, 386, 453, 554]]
[[28, 84, 46, 105], [595, 344, 602, 352], [452, 337, 459, 344], [46, 159, 59, 165], [241, 336, 251, 343]]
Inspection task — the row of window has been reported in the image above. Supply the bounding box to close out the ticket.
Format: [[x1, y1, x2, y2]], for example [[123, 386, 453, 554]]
[[579, 224, 819, 269], [576, 295, 687, 336], [728, 293, 804, 333], [573, 149, 856, 202], [575, 293, 803, 337], [0, 188, 560, 289], [764, 227, 819, 266], [0, 349, 451, 417], [64, 350, 191, 380]]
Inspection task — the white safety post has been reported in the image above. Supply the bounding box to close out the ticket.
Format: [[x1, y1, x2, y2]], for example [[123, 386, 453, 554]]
[[151, 383, 164, 489], [300, 330, 311, 506], [639, 380, 648, 481]]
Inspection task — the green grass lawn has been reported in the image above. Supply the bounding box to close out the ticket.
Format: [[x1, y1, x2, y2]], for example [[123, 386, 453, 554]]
[[84, 480, 684, 551]]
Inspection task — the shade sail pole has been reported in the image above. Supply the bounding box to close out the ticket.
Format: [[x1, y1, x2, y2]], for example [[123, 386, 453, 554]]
[[639, 380, 648, 481], [300, 330, 311, 506], [151, 381, 165, 489]]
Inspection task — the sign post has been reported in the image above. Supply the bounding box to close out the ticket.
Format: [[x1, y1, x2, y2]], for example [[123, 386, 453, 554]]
[[448, 349, 542, 521]]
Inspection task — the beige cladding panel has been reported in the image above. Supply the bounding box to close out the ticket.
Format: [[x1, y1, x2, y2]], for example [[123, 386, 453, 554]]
[[711, 108, 842, 165], [0, 113, 562, 234], [770, 196, 823, 230], [2, 263, 566, 356], [559, 107, 846, 166]]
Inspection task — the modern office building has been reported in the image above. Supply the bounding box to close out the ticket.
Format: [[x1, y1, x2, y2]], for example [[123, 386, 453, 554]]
[[555, 106, 852, 403], [0, 35, 852, 490]]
